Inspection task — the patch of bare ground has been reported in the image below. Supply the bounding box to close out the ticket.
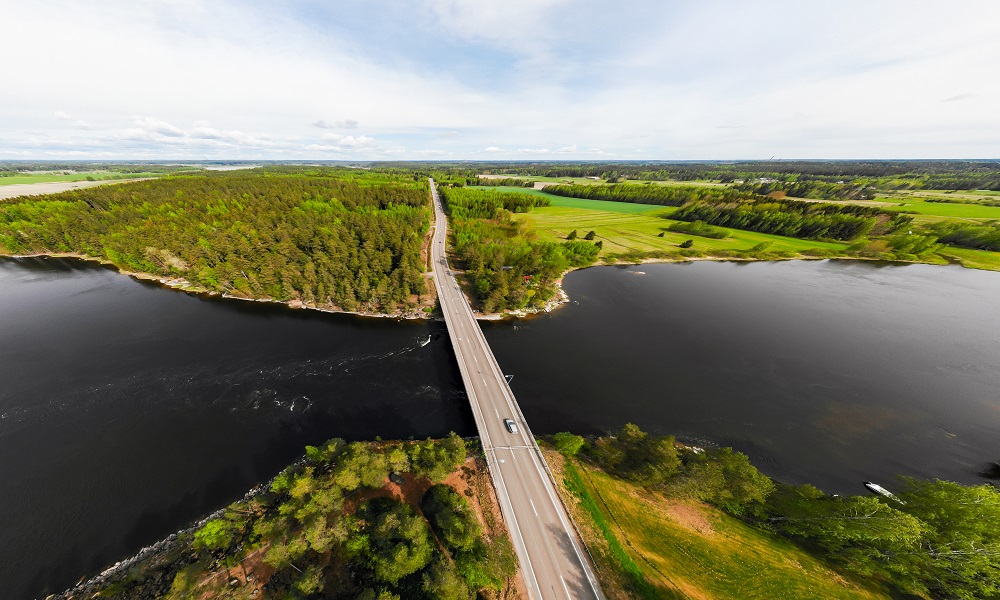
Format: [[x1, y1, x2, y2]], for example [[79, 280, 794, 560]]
[[662, 499, 716, 537]]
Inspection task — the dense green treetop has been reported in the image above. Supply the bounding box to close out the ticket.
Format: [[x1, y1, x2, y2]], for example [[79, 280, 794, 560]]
[[0, 168, 430, 312]]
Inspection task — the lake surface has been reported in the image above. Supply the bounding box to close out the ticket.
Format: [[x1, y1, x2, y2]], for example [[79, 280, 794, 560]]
[[2, 257, 999, 598]]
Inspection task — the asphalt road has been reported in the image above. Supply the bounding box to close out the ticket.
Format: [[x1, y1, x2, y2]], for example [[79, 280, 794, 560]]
[[428, 179, 605, 600]]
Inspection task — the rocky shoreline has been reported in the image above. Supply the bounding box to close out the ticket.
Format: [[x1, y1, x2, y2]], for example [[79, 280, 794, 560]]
[[47, 480, 272, 600], [3, 252, 571, 322]]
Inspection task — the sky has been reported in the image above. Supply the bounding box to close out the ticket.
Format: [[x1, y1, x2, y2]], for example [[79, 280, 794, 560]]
[[2, 0, 998, 160]]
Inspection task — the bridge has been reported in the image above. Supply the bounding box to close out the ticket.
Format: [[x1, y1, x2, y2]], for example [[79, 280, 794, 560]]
[[428, 179, 604, 600]]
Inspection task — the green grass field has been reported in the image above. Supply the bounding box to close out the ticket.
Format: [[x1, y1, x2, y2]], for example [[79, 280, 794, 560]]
[[553, 454, 889, 600], [474, 184, 1000, 270], [938, 246, 1000, 270], [878, 196, 1000, 220], [0, 172, 165, 186], [518, 204, 847, 256]]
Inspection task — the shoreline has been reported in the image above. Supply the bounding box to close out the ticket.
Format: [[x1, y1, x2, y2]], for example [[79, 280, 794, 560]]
[[1, 251, 971, 325], [2, 252, 432, 320]]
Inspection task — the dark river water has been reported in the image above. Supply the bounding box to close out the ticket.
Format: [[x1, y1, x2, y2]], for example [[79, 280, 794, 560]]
[[0, 258, 470, 599], [2, 257, 999, 598]]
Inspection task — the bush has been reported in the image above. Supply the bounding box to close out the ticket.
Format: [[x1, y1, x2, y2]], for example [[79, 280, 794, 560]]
[[193, 519, 236, 552], [591, 423, 680, 486], [422, 485, 482, 553], [409, 433, 466, 482], [552, 432, 586, 457], [667, 220, 729, 239], [672, 447, 774, 515]]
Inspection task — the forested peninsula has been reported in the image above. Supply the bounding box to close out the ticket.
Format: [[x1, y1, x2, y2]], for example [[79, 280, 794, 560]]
[[0, 168, 431, 316]]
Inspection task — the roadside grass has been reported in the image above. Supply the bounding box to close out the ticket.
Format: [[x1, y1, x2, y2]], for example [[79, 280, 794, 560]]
[[0, 172, 165, 186], [518, 205, 848, 256], [553, 453, 891, 600]]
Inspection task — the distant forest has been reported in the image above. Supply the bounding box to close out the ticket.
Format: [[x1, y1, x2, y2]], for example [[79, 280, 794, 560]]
[[0, 168, 430, 312], [396, 160, 1000, 193]]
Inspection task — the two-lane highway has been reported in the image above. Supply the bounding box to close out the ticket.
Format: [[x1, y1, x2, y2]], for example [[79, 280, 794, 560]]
[[428, 179, 604, 600]]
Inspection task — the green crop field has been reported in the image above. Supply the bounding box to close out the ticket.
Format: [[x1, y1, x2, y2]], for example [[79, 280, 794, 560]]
[[518, 204, 848, 256], [554, 455, 889, 600]]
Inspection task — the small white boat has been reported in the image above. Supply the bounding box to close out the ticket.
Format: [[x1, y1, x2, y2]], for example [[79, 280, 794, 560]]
[[420, 335, 431, 347], [863, 481, 905, 504]]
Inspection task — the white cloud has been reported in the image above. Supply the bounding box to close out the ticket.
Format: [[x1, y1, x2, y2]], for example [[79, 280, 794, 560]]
[[132, 116, 185, 138], [313, 119, 359, 129], [54, 111, 95, 130]]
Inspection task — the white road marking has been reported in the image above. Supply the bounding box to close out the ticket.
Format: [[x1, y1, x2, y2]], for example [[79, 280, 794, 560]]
[[561, 576, 572, 599], [429, 179, 602, 600]]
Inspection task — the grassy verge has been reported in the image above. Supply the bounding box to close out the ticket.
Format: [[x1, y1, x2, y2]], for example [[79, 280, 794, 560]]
[[551, 452, 891, 600], [562, 461, 664, 599]]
